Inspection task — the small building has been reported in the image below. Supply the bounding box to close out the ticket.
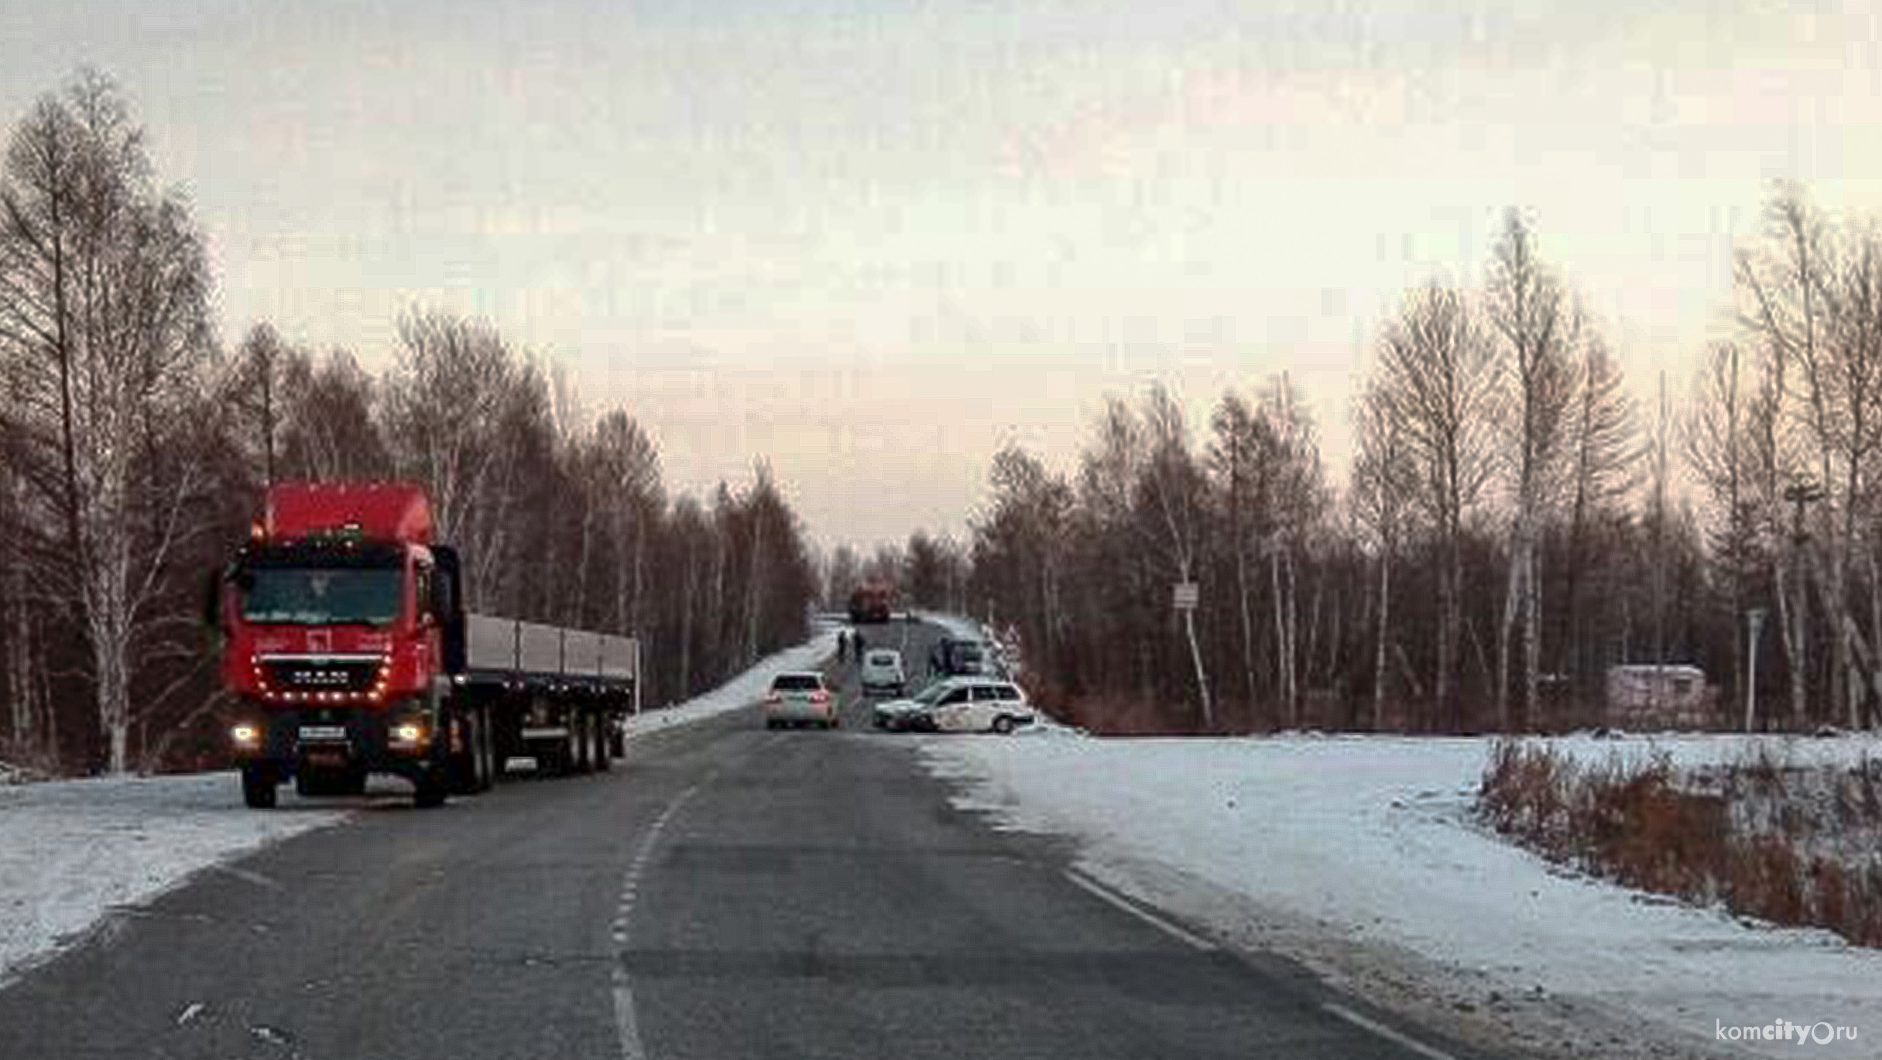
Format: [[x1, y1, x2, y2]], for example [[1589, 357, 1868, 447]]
[[1604, 664, 1717, 729]]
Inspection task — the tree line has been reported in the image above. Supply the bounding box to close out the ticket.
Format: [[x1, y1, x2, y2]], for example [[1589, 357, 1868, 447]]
[[0, 72, 819, 776], [946, 190, 1882, 735]]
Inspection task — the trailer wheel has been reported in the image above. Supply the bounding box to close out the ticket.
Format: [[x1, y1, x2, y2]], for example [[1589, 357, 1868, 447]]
[[596, 716, 614, 772], [242, 765, 277, 809], [477, 706, 499, 788], [571, 715, 592, 774]]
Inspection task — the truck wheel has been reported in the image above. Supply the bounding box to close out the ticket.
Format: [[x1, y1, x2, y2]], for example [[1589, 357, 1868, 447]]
[[242, 765, 277, 809], [413, 765, 448, 808], [572, 716, 593, 774], [478, 707, 499, 789], [450, 711, 482, 795]]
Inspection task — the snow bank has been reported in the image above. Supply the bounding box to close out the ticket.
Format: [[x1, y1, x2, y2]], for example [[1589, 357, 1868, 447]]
[[921, 733, 1882, 1060], [618, 623, 838, 739], [0, 773, 347, 984]]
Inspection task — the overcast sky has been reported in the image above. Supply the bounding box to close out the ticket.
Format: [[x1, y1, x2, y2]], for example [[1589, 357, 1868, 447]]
[[3, 0, 1877, 551]]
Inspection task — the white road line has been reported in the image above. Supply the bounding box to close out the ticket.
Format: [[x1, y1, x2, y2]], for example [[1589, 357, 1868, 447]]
[[610, 781, 705, 1060], [1062, 871, 1217, 952], [1322, 1002, 1464, 1060], [212, 864, 283, 891], [611, 982, 645, 1060]]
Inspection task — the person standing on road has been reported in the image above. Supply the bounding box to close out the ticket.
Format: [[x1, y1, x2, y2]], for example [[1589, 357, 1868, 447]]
[[853, 631, 866, 666], [838, 629, 849, 663]]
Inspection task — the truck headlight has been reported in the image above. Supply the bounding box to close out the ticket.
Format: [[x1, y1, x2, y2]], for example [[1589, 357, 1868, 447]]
[[231, 723, 261, 746], [391, 722, 425, 745]]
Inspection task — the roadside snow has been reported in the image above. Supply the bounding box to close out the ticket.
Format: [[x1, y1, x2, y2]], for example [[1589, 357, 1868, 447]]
[[0, 773, 347, 984], [618, 624, 838, 739], [0, 625, 839, 988], [921, 733, 1882, 1060]]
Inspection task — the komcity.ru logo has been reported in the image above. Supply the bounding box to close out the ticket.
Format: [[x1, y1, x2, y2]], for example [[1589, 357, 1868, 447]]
[[1718, 1020, 1858, 1045]]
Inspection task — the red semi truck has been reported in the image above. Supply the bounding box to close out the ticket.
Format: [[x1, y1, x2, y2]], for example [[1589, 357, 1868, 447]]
[[204, 482, 638, 809], [847, 577, 893, 624]]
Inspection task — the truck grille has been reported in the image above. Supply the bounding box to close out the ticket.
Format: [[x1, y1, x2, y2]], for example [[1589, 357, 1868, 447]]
[[262, 657, 383, 693]]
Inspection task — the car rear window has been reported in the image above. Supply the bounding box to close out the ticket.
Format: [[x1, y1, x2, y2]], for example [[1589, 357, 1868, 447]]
[[771, 674, 821, 691], [868, 652, 897, 665], [997, 685, 1021, 700]]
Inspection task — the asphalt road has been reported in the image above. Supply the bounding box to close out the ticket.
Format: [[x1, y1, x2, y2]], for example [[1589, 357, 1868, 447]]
[[0, 619, 1491, 1060]]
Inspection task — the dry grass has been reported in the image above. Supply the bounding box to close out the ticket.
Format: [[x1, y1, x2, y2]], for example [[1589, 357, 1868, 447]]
[[1479, 739, 1882, 948]]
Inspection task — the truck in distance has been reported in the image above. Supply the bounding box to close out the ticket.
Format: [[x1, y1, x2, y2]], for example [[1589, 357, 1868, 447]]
[[848, 576, 894, 624], [205, 481, 638, 809]]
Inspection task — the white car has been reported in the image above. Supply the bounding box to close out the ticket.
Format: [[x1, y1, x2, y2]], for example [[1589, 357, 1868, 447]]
[[859, 648, 907, 697], [764, 671, 840, 729], [924, 677, 1036, 734], [873, 679, 949, 731]]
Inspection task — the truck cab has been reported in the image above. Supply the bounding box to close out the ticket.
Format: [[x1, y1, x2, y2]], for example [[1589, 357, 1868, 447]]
[[208, 483, 474, 808]]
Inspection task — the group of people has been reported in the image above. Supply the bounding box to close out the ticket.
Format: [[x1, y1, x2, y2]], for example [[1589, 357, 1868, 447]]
[[836, 628, 869, 663]]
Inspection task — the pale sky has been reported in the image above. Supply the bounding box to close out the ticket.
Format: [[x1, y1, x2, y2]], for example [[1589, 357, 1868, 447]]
[[4, 1, 1878, 552]]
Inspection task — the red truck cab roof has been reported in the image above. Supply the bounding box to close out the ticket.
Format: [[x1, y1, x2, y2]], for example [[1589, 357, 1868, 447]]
[[263, 482, 434, 546]]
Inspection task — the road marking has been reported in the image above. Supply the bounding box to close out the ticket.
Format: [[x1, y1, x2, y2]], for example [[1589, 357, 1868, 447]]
[[1322, 1002, 1464, 1060], [610, 781, 705, 1060], [212, 865, 283, 891], [1062, 871, 1217, 952]]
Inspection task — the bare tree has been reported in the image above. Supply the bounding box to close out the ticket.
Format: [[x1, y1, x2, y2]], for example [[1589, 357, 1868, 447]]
[[589, 410, 662, 635], [228, 323, 310, 487], [1208, 391, 1265, 715], [1373, 283, 1501, 726], [1351, 382, 1416, 729], [1734, 185, 1882, 727], [277, 348, 388, 480], [379, 309, 521, 607], [1485, 210, 1578, 730], [0, 70, 216, 772], [1560, 338, 1639, 689], [1142, 385, 1213, 727]]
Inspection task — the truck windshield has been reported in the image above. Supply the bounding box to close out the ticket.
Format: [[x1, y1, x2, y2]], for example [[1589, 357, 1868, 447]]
[[241, 567, 404, 626]]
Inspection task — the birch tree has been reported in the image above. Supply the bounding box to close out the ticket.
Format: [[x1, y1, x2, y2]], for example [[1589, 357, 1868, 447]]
[[1373, 283, 1501, 726], [1142, 385, 1213, 727], [1485, 211, 1578, 730], [1351, 382, 1416, 729], [0, 71, 216, 772]]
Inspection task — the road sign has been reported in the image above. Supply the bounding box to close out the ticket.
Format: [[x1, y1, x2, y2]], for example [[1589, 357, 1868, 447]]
[[1173, 582, 1199, 611]]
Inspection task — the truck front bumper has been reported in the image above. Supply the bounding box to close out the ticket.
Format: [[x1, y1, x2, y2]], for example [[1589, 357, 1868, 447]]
[[232, 705, 440, 780]]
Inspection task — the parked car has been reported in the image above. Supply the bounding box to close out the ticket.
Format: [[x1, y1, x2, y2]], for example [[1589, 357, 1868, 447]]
[[928, 677, 1035, 733], [859, 648, 907, 697], [929, 637, 992, 678], [764, 671, 840, 729], [873, 679, 950, 732], [877, 676, 1034, 734]]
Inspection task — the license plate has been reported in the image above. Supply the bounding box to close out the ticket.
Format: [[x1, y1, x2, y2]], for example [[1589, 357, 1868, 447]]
[[298, 725, 348, 742]]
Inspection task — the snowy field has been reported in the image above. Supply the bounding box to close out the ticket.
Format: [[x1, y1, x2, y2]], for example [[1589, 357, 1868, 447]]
[[0, 625, 838, 986], [922, 732, 1882, 1060]]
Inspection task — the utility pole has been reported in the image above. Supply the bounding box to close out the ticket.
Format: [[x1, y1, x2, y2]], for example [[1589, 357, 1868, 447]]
[[1784, 476, 1824, 728]]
